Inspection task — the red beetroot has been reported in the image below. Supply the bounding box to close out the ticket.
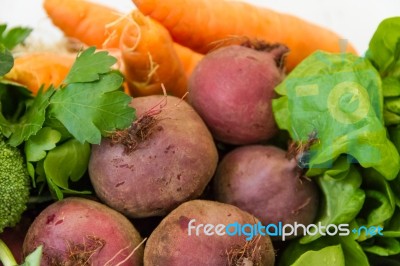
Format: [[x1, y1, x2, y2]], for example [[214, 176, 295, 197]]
[[22, 197, 144, 265], [89, 95, 219, 218], [213, 145, 319, 237], [144, 200, 275, 265], [188, 44, 288, 145]]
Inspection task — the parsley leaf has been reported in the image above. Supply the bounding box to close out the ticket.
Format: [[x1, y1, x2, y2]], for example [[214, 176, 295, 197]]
[[8, 87, 55, 146], [0, 44, 13, 76], [43, 139, 91, 200], [0, 45, 135, 199], [0, 24, 32, 50], [64, 46, 117, 84], [48, 72, 134, 144]]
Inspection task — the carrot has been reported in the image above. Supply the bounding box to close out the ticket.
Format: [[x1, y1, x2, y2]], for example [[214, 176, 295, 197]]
[[131, 0, 358, 71], [173, 43, 203, 78], [120, 10, 188, 97], [4, 52, 76, 95], [44, 0, 188, 97], [43, 0, 126, 49]]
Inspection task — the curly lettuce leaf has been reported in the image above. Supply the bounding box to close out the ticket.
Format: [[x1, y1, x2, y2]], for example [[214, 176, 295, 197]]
[[279, 235, 369, 266], [301, 156, 365, 243], [356, 169, 396, 237], [366, 17, 400, 78], [288, 245, 345, 266], [272, 51, 400, 180], [366, 17, 400, 168]]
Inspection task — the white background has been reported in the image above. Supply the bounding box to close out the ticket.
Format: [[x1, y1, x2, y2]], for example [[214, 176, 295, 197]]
[[0, 0, 399, 54]]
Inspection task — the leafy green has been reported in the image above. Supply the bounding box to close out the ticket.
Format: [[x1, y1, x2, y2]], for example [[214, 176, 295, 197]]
[[0, 46, 135, 199], [279, 236, 369, 266], [356, 169, 396, 236], [0, 24, 32, 78], [301, 156, 365, 243], [24, 127, 62, 185], [43, 139, 91, 199], [48, 72, 134, 144], [366, 17, 400, 138], [366, 17, 400, 78], [25, 127, 62, 163], [0, 24, 32, 50], [272, 51, 400, 180], [0, 44, 13, 76], [64, 47, 117, 84], [270, 17, 400, 266], [289, 245, 345, 266], [6, 87, 54, 146], [362, 237, 400, 256]]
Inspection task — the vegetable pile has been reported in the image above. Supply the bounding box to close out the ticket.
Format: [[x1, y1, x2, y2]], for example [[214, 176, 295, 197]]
[[0, 0, 399, 265]]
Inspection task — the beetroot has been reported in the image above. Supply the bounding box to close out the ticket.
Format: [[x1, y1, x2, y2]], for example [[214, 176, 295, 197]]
[[22, 197, 144, 265], [144, 199, 275, 265], [89, 95, 219, 218], [188, 43, 288, 145], [213, 145, 319, 238]]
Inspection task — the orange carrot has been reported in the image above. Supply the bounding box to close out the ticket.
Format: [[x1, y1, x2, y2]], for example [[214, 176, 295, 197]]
[[173, 43, 203, 78], [44, 0, 188, 97], [4, 52, 76, 95], [120, 10, 188, 97], [131, 0, 358, 71], [43, 0, 126, 49]]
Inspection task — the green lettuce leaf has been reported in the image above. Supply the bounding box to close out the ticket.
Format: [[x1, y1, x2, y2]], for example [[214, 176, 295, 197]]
[[356, 169, 396, 237], [289, 245, 345, 266], [366, 17, 400, 131], [300, 156, 365, 243], [279, 235, 369, 266], [272, 51, 400, 180]]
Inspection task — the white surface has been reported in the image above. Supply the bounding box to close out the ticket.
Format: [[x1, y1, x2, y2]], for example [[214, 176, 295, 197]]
[[0, 0, 399, 54]]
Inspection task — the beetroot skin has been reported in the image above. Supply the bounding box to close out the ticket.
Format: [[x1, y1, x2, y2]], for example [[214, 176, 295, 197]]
[[89, 95, 219, 218], [22, 197, 144, 266], [188, 44, 288, 145], [213, 145, 319, 233], [144, 200, 275, 266]]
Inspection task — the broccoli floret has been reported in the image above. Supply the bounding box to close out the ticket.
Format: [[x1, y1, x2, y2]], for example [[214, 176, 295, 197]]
[[0, 135, 30, 233]]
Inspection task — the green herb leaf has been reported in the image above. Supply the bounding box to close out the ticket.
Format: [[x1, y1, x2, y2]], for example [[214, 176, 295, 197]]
[[7, 87, 55, 146], [0, 24, 32, 50], [0, 44, 13, 76], [43, 139, 91, 200], [24, 127, 62, 186], [25, 127, 62, 162], [64, 47, 117, 84], [48, 72, 135, 144]]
